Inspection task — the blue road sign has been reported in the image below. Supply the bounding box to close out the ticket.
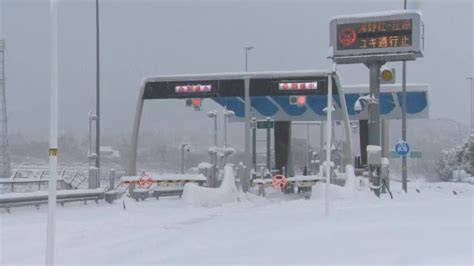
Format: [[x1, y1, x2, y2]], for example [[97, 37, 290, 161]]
[[395, 141, 410, 157]]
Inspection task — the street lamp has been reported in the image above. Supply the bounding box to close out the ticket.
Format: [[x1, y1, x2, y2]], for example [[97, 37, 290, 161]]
[[244, 46, 254, 72], [207, 110, 218, 147], [88, 111, 98, 166], [207, 110, 218, 187], [180, 143, 190, 174], [223, 108, 235, 149], [95, 0, 101, 173]]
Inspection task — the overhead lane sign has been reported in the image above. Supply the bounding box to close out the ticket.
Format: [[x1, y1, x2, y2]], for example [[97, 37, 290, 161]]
[[337, 19, 412, 50], [330, 10, 424, 64]]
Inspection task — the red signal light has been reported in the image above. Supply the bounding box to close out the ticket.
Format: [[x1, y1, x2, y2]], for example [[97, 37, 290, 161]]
[[297, 96, 306, 106], [192, 98, 201, 107]]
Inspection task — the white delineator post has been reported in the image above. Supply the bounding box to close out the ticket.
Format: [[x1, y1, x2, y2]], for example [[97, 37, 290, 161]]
[[325, 71, 333, 216], [46, 0, 59, 265]]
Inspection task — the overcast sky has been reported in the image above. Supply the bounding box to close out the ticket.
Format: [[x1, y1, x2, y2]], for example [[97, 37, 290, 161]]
[[0, 0, 473, 146]]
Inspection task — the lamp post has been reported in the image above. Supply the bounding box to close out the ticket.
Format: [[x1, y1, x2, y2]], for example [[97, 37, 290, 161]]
[[207, 111, 218, 187], [207, 110, 218, 147], [181, 143, 190, 174], [88, 111, 97, 167], [244, 46, 254, 72], [223, 108, 235, 149], [467, 77, 473, 135], [46, 0, 59, 264], [95, 0, 101, 175]]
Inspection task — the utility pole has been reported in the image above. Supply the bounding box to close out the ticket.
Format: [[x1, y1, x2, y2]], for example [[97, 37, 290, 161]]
[[401, 0, 408, 193], [95, 0, 101, 183], [0, 0, 11, 179]]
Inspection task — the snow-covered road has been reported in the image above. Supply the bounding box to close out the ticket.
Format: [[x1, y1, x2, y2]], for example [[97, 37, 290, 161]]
[[1, 181, 472, 265]]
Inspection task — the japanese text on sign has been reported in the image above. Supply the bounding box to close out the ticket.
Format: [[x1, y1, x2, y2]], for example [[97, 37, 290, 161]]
[[337, 19, 412, 50]]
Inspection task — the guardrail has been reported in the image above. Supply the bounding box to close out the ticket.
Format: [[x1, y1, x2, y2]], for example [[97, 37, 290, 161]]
[[0, 189, 105, 213], [1, 167, 125, 193]]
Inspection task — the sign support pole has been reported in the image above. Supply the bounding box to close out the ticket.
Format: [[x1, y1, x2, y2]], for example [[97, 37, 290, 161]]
[[367, 61, 383, 197]]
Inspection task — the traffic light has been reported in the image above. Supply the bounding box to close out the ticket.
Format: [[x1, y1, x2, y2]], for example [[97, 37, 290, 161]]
[[192, 98, 202, 111], [185, 98, 202, 111], [185, 99, 193, 107], [289, 95, 306, 106], [380, 66, 395, 84]]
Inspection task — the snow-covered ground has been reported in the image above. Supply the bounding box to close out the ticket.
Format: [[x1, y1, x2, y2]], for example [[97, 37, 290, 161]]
[[1, 179, 472, 265]]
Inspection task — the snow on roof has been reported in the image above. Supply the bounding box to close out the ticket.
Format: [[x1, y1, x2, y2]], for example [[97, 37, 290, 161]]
[[344, 83, 429, 93], [330, 10, 422, 21], [143, 69, 331, 83], [121, 174, 207, 182], [253, 175, 324, 184]]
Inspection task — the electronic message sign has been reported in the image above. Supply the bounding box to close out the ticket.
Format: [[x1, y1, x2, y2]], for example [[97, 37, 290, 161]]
[[330, 11, 423, 64]]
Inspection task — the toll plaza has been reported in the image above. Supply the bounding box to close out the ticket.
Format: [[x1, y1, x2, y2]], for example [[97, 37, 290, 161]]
[[129, 69, 429, 193]]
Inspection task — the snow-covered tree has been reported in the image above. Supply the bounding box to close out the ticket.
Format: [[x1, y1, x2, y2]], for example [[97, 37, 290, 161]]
[[436, 139, 473, 181]]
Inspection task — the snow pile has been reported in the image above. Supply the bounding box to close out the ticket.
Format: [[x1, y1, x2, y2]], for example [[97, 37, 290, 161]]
[[343, 164, 359, 194], [311, 183, 354, 201], [311, 170, 371, 202], [183, 165, 238, 207]]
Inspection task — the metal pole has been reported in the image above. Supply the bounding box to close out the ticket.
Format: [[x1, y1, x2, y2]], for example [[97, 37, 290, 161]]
[[88, 114, 92, 162], [224, 107, 227, 150], [243, 78, 251, 192], [109, 169, 115, 191], [266, 117, 271, 173], [95, 0, 101, 179], [467, 77, 473, 134], [368, 61, 382, 197], [180, 144, 185, 174], [306, 124, 310, 169], [245, 49, 248, 72], [320, 122, 324, 162], [252, 117, 257, 172], [244, 46, 254, 72], [46, 0, 59, 264], [213, 112, 217, 147], [325, 73, 333, 216], [401, 0, 408, 193], [368, 62, 382, 147], [213, 113, 217, 187]]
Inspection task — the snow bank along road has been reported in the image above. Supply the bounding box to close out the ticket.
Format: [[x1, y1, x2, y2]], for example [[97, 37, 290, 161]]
[[1, 181, 472, 265]]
